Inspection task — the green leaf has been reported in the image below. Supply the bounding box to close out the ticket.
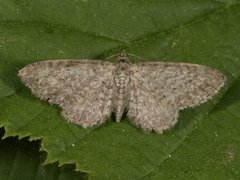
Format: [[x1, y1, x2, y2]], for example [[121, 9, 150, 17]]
[[0, 128, 88, 180], [1, 0, 240, 179]]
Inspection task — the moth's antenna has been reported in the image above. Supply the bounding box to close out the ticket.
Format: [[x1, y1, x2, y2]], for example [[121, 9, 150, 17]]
[[106, 53, 119, 60], [106, 51, 148, 62], [128, 53, 148, 62]]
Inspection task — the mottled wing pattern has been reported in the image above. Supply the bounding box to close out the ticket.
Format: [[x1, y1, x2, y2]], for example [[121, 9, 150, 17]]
[[128, 61, 226, 133], [19, 59, 115, 128]]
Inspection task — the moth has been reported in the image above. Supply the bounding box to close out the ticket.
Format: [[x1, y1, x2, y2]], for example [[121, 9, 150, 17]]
[[19, 51, 226, 133]]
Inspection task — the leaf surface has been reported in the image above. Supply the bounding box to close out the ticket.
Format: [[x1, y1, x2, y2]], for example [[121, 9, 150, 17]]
[[0, 0, 240, 179]]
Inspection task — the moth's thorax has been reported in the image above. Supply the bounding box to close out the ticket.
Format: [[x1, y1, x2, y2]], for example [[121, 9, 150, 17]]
[[113, 55, 132, 122]]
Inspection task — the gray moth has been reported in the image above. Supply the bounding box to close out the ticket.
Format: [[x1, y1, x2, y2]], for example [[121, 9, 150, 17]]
[[18, 51, 226, 133]]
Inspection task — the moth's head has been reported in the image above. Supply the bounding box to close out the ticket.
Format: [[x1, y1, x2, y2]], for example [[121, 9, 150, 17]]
[[116, 50, 131, 64], [119, 50, 128, 58]]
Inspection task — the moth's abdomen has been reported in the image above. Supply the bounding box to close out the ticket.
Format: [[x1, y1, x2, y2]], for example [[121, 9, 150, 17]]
[[114, 74, 130, 122]]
